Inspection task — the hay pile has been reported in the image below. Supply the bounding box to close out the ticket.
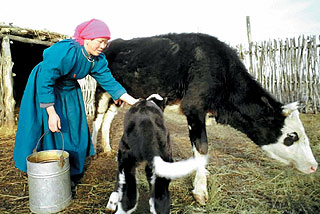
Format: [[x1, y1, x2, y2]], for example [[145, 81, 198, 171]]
[[1, 107, 320, 213]]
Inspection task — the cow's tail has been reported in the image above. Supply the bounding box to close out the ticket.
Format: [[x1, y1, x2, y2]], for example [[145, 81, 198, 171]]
[[153, 155, 208, 180]]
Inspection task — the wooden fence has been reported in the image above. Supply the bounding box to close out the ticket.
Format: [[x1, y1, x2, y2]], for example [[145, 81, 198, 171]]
[[78, 76, 97, 116], [237, 35, 320, 113]]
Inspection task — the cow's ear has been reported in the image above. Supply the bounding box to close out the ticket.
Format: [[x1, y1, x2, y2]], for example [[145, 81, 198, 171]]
[[282, 102, 299, 116]]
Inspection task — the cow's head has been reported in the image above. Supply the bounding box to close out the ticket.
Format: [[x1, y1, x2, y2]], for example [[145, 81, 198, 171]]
[[261, 102, 318, 174]]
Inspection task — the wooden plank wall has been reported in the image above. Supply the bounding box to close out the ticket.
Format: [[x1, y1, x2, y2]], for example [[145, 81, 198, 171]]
[[237, 35, 320, 113]]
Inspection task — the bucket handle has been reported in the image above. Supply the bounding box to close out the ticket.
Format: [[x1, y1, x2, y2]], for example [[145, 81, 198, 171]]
[[32, 130, 65, 167]]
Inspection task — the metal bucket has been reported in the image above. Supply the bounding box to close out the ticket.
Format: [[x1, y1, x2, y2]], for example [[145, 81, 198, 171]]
[[27, 131, 72, 213]]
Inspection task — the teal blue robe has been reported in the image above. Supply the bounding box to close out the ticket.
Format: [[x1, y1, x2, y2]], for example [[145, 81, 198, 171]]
[[13, 39, 127, 176]]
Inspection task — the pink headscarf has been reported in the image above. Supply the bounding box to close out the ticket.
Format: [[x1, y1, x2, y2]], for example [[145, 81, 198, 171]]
[[73, 19, 111, 45]]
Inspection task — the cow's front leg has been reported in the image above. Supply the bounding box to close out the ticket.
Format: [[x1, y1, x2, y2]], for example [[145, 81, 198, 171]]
[[192, 146, 209, 205], [186, 113, 209, 205]]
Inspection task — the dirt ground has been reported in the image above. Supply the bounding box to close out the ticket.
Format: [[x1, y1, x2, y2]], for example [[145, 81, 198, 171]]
[[1, 106, 320, 214]]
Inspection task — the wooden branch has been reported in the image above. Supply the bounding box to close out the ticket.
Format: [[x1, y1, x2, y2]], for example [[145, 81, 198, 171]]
[[246, 16, 253, 75], [0, 33, 54, 46]]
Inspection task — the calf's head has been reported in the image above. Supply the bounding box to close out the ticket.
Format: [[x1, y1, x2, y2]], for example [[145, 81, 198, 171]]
[[261, 102, 318, 174]]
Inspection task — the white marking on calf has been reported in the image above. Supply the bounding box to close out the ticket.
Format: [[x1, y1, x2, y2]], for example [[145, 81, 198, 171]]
[[262, 103, 318, 174], [153, 155, 207, 180], [149, 171, 157, 214], [106, 171, 125, 212], [149, 197, 157, 214], [147, 94, 163, 101], [110, 171, 139, 214], [106, 192, 119, 211], [191, 145, 209, 205]]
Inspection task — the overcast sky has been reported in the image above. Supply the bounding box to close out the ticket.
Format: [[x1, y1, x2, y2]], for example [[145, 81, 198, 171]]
[[1, 0, 319, 46]]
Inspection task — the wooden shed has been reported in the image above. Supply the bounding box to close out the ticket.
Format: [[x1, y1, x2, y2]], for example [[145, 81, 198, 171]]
[[0, 23, 69, 128]]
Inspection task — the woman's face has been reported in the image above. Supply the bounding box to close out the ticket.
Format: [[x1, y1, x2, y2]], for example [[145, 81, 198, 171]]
[[84, 38, 109, 56]]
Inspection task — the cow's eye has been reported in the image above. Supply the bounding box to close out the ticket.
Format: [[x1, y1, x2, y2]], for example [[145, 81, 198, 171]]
[[283, 132, 299, 146]]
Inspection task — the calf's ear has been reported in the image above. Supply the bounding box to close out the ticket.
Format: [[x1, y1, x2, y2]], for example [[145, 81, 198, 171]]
[[159, 97, 168, 111]]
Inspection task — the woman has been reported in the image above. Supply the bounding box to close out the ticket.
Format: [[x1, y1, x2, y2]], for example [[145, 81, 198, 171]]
[[13, 19, 138, 182]]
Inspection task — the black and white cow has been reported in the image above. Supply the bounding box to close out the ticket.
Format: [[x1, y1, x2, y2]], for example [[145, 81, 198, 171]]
[[92, 33, 318, 205], [106, 94, 207, 214]]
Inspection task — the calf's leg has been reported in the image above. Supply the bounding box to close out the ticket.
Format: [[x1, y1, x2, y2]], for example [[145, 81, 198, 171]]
[[149, 175, 171, 214], [106, 149, 138, 213]]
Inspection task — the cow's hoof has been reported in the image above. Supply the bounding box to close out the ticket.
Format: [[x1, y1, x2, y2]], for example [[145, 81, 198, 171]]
[[106, 192, 119, 211], [102, 145, 112, 153], [192, 190, 208, 205]]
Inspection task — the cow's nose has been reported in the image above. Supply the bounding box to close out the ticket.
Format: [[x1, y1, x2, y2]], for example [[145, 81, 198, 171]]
[[310, 165, 317, 173]]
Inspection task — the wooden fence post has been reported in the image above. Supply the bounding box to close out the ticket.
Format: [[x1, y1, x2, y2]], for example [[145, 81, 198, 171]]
[[0, 36, 15, 127], [246, 16, 254, 76]]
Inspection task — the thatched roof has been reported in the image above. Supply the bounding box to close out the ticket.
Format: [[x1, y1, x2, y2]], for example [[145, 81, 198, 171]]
[[0, 23, 70, 46]]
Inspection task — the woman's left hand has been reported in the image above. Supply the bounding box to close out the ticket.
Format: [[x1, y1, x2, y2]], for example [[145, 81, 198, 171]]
[[46, 106, 61, 132]]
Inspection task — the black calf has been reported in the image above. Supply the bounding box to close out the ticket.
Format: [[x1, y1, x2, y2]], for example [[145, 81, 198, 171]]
[[106, 94, 206, 214]]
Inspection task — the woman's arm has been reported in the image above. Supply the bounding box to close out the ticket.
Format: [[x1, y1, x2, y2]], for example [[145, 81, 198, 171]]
[[119, 93, 139, 105]]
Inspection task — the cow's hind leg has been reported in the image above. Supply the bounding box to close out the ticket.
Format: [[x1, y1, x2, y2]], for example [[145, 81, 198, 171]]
[[101, 103, 119, 153], [91, 113, 104, 152], [92, 91, 112, 152], [146, 163, 170, 214]]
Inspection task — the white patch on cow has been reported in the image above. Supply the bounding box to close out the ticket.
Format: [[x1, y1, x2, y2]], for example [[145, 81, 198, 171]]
[[91, 113, 104, 151], [147, 94, 163, 101], [164, 104, 181, 113], [92, 91, 121, 153], [205, 113, 216, 126], [261, 103, 318, 174], [192, 146, 209, 205], [92, 92, 112, 147], [149, 197, 157, 214], [101, 104, 119, 152]]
